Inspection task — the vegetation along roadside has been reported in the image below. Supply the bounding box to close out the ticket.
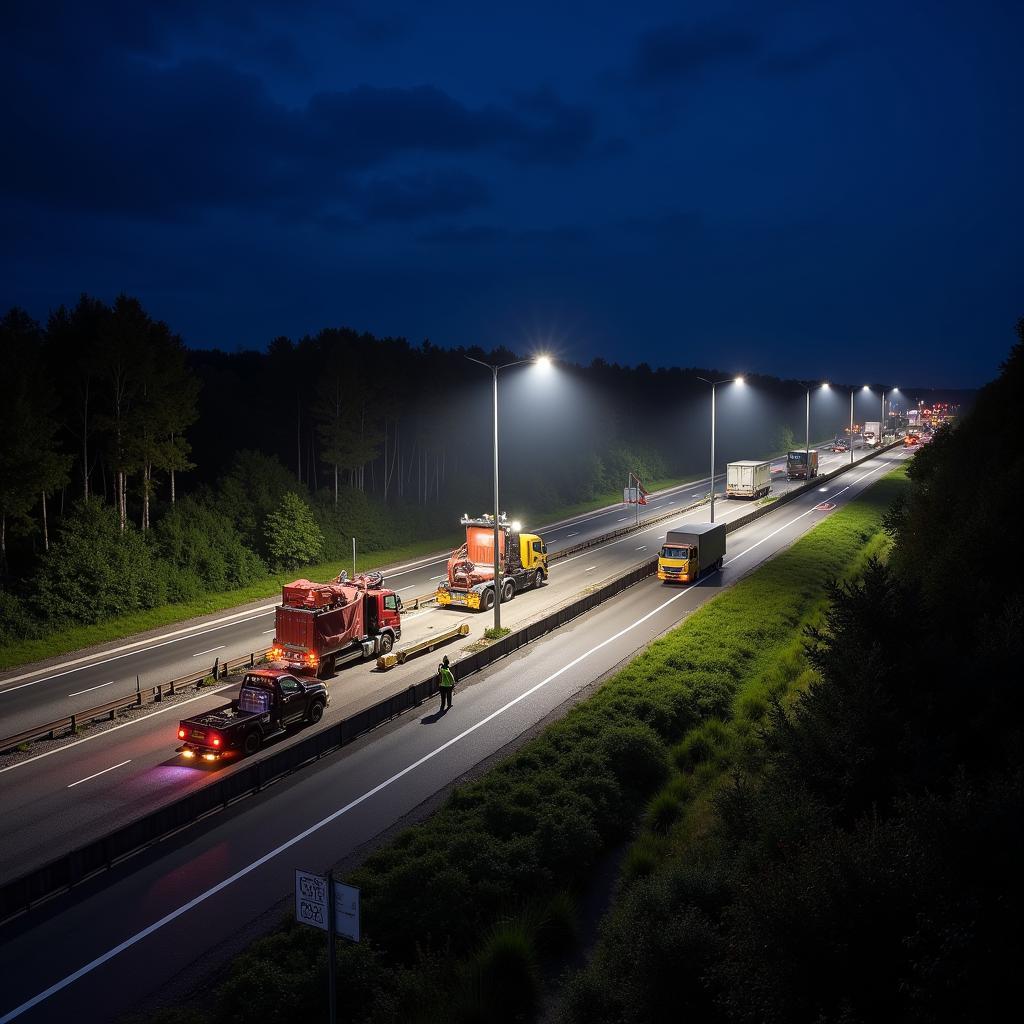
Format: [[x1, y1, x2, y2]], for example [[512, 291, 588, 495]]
[[139, 459, 909, 1024]]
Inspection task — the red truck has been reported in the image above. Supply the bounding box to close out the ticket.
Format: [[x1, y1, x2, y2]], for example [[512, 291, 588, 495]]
[[268, 572, 402, 677]]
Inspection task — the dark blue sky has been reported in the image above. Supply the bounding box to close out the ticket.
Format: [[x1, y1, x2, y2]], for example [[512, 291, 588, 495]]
[[2, 1, 1020, 386]]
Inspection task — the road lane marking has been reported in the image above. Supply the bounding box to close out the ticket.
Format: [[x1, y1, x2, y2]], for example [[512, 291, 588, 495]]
[[192, 646, 225, 658], [0, 684, 236, 776], [67, 681, 114, 698], [585, 566, 597, 572], [66, 760, 132, 789], [0, 611, 275, 693], [0, 450, 913, 1022], [636, 546, 647, 550], [566, 532, 579, 537], [262, 629, 276, 635], [395, 586, 415, 592]]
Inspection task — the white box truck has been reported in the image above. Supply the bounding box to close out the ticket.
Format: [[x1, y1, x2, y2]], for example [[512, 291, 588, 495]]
[[726, 460, 772, 499]]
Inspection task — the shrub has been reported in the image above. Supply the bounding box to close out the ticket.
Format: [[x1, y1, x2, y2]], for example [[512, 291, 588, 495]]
[[264, 493, 324, 569]]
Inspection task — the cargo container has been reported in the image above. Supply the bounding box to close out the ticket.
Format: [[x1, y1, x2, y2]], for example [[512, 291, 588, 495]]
[[436, 513, 547, 611], [269, 572, 401, 677], [726, 460, 772, 499], [657, 523, 727, 583], [786, 449, 819, 480]]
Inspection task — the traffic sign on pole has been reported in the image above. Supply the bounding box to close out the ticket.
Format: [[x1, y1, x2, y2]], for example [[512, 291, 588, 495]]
[[333, 880, 361, 942], [295, 869, 329, 932]]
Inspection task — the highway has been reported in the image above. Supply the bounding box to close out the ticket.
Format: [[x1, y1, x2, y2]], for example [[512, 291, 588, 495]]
[[0, 444, 880, 885], [0, 445, 909, 1024]]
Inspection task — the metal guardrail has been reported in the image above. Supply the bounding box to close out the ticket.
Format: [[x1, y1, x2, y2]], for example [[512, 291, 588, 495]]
[[0, 442, 903, 921], [0, 649, 272, 754]]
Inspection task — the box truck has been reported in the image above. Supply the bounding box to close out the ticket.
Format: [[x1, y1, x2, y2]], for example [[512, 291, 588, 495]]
[[726, 460, 772, 499], [786, 449, 819, 480], [657, 523, 727, 583]]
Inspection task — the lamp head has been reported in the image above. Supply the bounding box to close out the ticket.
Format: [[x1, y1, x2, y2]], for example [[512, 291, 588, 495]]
[[862, 384, 870, 391], [821, 382, 830, 390], [535, 354, 552, 370], [735, 375, 745, 385]]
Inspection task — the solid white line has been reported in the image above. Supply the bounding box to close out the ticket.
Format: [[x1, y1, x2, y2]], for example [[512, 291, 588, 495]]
[[566, 532, 579, 538], [262, 629, 276, 635], [66, 759, 132, 789], [395, 586, 415, 593], [0, 684, 235, 776], [636, 546, 647, 550], [0, 612, 274, 693], [192, 646, 225, 658], [67, 681, 114, 698], [585, 566, 597, 572], [0, 562, 710, 1024], [0, 450, 910, 1021]]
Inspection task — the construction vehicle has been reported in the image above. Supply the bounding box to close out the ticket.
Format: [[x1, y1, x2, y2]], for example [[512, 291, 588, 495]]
[[726, 460, 772, 499], [786, 449, 820, 480], [436, 513, 548, 611], [269, 572, 402, 677], [177, 669, 329, 761], [657, 523, 727, 583]]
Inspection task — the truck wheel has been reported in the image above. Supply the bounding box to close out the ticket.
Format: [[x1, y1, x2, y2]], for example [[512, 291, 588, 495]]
[[378, 633, 394, 655], [716, 557, 724, 571], [501, 578, 515, 602], [243, 731, 261, 757], [534, 569, 544, 589], [481, 588, 494, 611], [308, 700, 325, 725]]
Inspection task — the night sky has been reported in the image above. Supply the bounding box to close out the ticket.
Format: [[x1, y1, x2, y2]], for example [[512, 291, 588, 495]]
[[2, 1, 1021, 386]]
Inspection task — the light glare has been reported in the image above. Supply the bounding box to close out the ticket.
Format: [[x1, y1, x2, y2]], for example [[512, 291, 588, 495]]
[[535, 355, 552, 370], [735, 376, 745, 385]]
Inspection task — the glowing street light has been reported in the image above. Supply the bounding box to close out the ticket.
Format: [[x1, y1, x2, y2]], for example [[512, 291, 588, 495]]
[[697, 375, 745, 524], [464, 353, 553, 630], [797, 381, 830, 466]]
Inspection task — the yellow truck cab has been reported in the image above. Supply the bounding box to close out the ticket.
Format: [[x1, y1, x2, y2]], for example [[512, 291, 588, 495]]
[[657, 523, 727, 583], [437, 514, 548, 610]]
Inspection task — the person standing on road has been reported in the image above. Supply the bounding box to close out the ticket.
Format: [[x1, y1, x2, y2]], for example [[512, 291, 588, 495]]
[[438, 656, 455, 711]]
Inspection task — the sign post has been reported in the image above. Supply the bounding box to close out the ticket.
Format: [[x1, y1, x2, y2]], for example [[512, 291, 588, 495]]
[[296, 869, 362, 1024]]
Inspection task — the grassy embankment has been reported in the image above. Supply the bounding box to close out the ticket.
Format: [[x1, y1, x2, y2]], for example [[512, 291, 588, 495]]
[[145, 465, 908, 1024]]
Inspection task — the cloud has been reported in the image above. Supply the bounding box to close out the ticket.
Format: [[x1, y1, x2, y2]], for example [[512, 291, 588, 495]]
[[629, 21, 761, 86], [360, 172, 490, 222]]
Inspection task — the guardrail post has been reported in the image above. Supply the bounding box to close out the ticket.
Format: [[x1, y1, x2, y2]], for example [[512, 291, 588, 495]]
[[135, 676, 141, 707], [214, 657, 220, 679], [155, 682, 162, 703], [169, 677, 176, 697], [70, 714, 77, 735], [249, 653, 255, 668]]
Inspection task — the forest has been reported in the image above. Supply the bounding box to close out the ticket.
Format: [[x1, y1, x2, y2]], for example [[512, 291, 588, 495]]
[[0, 293, 957, 646]]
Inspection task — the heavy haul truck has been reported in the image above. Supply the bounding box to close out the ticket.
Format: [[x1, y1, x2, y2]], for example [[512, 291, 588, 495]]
[[786, 449, 819, 480], [657, 523, 727, 583], [726, 460, 772, 499], [436, 514, 548, 611], [269, 572, 402, 677]]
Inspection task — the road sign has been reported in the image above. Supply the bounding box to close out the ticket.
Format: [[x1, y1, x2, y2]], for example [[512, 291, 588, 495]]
[[295, 869, 329, 931], [333, 880, 361, 942]]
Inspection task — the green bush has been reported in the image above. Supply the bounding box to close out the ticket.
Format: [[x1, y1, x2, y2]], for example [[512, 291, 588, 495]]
[[264, 493, 324, 569]]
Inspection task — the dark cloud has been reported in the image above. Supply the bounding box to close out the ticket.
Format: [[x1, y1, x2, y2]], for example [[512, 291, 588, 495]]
[[360, 171, 489, 222], [760, 37, 851, 76], [629, 21, 761, 86]]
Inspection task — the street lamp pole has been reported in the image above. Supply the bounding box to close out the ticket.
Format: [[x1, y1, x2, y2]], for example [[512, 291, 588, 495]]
[[698, 376, 743, 524], [849, 389, 855, 466], [466, 354, 551, 631]]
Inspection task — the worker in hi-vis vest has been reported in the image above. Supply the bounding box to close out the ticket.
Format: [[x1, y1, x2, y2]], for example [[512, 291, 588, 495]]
[[438, 655, 455, 711]]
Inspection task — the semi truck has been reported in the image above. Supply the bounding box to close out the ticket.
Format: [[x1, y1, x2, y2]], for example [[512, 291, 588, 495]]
[[726, 460, 772, 499], [863, 421, 881, 446], [786, 449, 820, 480], [268, 572, 402, 677], [657, 523, 727, 583], [176, 669, 329, 760], [436, 513, 548, 611]]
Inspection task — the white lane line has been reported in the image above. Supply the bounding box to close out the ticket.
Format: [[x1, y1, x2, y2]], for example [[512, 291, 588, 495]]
[[0, 611, 275, 693], [262, 629, 276, 635], [67, 681, 114, 698], [192, 646, 225, 658], [0, 453, 911, 1021], [0, 558, 714, 1024], [566, 532, 579, 538], [66, 759, 132, 790], [395, 586, 415, 593], [585, 566, 598, 572], [0, 683, 236, 776], [617, 517, 629, 522], [636, 546, 647, 550]]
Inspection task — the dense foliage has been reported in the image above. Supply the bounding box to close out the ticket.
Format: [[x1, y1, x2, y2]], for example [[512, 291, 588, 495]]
[[556, 322, 1024, 1024]]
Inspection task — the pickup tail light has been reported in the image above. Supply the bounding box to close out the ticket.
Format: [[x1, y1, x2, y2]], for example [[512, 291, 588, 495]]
[[212, 736, 221, 747], [177, 728, 186, 740]]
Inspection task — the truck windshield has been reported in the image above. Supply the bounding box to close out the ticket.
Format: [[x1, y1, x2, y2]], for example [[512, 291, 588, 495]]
[[661, 546, 690, 559]]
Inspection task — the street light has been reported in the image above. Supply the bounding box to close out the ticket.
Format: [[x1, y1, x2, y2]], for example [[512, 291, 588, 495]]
[[798, 381, 829, 465], [882, 387, 899, 439], [465, 353, 552, 630], [696, 375, 744, 523]]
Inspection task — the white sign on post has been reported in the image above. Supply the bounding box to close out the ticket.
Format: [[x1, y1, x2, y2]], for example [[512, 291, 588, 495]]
[[333, 880, 361, 942], [295, 869, 329, 932]]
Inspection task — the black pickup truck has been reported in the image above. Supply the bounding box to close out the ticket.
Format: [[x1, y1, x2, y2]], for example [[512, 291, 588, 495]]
[[176, 668, 329, 761]]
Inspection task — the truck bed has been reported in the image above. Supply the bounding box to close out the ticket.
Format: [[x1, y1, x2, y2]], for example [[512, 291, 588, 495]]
[[181, 702, 256, 734]]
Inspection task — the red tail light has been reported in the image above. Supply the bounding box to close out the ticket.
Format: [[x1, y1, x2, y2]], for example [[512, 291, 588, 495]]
[[212, 736, 221, 747], [177, 728, 186, 739]]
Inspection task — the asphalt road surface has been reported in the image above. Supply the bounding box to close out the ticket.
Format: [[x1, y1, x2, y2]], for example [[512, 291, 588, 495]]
[[0, 444, 876, 883], [0, 445, 909, 1024]]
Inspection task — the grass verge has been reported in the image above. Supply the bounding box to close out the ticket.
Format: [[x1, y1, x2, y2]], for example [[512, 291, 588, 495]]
[[144, 465, 908, 1024]]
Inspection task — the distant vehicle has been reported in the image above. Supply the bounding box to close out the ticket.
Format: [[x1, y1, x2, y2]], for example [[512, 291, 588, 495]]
[[269, 573, 401, 678], [904, 433, 920, 447], [436, 513, 547, 611], [176, 669, 329, 761], [864, 421, 881, 446], [726, 460, 772, 499], [830, 439, 848, 453], [657, 523, 727, 583], [786, 449, 820, 480]]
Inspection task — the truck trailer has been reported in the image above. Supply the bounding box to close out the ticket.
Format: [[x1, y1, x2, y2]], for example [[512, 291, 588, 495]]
[[786, 449, 819, 480], [436, 513, 548, 611], [657, 523, 727, 583], [269, 572, 402, 677], [726, 460, 772, 499]]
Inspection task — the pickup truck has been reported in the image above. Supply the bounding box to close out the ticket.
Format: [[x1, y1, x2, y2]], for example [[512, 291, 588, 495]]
[[176, 669, 329, 761]]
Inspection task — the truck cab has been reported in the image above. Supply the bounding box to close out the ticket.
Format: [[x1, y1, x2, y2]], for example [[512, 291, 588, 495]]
[[657, 523, 727, 583], [658, 541, 695, 582]]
